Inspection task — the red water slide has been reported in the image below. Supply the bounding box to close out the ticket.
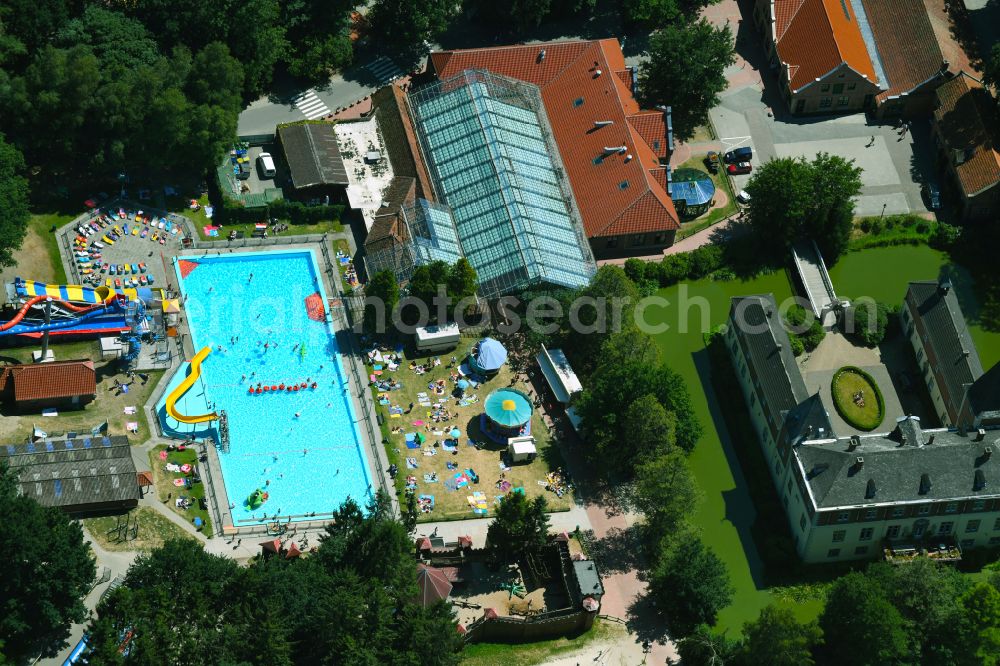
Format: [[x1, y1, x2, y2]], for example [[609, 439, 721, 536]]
[[0, 294, 110, 332]]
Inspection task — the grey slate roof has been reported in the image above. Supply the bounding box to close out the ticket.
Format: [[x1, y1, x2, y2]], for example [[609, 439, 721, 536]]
[[784, 392, 836, 444], [969, 363, 1000, 419], [0, 436, 140, 508], [906, 280, 984, 407], [730, 295, 808, 418], [795, 417, 1000, 508], [278, 123, 349, 189]]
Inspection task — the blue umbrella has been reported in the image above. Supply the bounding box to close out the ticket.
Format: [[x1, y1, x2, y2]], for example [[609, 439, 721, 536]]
[[193, 516, 204, 528], [474, 338, 507, 371], [457, 379, 470, 390], [450, 428, 461, 438]]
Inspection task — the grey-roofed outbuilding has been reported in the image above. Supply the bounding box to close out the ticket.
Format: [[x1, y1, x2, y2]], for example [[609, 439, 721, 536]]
[[0, 435, 140, 514], [794, 416, 1000, 509], [278, 123, 349, 190], [905, 280, 984, 407]]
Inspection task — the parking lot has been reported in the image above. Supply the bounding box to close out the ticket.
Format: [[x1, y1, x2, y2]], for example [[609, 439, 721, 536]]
[[700, 0, 940, 218], [233, 145, 282, 196]]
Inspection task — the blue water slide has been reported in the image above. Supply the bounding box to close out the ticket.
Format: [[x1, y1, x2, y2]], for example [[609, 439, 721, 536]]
[[0, 299, 126, 338]]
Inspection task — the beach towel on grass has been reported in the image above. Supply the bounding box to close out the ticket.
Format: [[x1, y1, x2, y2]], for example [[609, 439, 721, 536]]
[[405, 439, 420, 449], [406, 457, 418, 469]]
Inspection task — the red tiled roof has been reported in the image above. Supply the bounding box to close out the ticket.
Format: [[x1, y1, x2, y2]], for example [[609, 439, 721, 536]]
[[430, 39, 679, 238], [933, 73, 1000, 196], [8, 360, 96, 402], [771, 0, 878, 92], [628, 111, 670, 160], [862, 0, 944, 102]]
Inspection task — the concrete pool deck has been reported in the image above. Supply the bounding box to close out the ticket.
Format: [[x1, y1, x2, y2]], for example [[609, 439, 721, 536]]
[[142, 240, 395, 535]]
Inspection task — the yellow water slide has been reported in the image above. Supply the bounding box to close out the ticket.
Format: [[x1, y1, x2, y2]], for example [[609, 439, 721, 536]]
[[165, 346, 218, 424]]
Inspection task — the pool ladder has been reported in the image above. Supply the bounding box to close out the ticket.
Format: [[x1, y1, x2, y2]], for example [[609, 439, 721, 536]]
[[219, 410, 230, 453]]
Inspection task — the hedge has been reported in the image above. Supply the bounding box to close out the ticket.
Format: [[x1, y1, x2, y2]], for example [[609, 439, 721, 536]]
[[830, 366, 885, 431], [218, 196, 345, 226]]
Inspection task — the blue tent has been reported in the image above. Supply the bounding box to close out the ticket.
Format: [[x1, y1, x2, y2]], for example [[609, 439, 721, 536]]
[[471, 338, 507, 373]]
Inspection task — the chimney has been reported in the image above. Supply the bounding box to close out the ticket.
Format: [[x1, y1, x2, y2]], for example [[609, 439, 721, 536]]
[[855, 456, 865, 468], [538, 49, 546, 62], [919, 473, 932, 495], [594, 69, 602, 78], [975, 428, 986, 441], [940, 59, 950, 73], [848, 435, 861, 451], [939, 278, 952, 294], [927, 434, 935, 445], [625, 154, 633, 162], [985, 446, 993, 460]]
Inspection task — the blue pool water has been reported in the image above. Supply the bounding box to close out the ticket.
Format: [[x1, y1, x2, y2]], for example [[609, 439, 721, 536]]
[[164, 249, 372, 522]]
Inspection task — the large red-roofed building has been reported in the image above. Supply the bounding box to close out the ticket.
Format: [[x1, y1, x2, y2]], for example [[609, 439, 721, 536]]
[[428, 39, 681, 258]]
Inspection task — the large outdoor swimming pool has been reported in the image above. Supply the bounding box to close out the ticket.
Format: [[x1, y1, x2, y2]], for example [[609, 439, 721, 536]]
[[162, 249, 372, 523]]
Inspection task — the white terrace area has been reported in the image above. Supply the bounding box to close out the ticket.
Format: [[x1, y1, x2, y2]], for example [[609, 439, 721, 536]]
[[334, 117, 394, 231]]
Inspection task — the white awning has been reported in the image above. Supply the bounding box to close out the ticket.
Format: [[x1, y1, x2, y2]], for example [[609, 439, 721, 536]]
[[535, 345, 582, 404], [510, 439, 537, 455], [566, 407, 583, 433]]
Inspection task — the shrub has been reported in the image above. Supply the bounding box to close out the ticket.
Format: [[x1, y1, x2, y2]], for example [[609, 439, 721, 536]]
[[624, 257, 647, 283], [845, 301, 889, 346], [915, 222, 929, 234], [859, 219, 872, 233], [789, 335, 805, 357], [930, 222, 960, 248]]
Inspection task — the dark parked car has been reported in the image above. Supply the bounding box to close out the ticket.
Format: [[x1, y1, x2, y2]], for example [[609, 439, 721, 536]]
[[923, 182, 941, 210], [727, 162, 752, 175], [724, 146, 753, 163]]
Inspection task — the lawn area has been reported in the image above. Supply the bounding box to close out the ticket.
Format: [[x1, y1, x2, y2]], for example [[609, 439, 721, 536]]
[[27, 213, 74, 283], [830, 367, 884, 431], [171, 194, 345, 241], [368, 347, 572, 522], [675, 156, 737, 242], [83, 506, 197, 552], [0, 342, 162, 444], [460, 618, 621, 666], [148, 444, 213, 535], [334, 238, 357, 294]]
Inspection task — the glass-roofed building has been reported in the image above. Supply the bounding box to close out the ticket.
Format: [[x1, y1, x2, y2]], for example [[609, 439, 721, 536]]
[[365, 198, 464, 286], [406, 69, 596, 297]]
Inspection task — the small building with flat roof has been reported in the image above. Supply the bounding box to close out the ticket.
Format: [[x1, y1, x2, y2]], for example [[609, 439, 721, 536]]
[[0, 435, 140, 515]]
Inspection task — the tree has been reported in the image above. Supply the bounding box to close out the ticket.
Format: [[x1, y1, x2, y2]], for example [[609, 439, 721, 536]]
[[639, 19, 735, 140], [55, 6, 161, 75], [282, 0, 353, 83], [867, 559, 972, 665], [365, 269, 401, 331], [744, 153, 862, 262], [677, 624, 740, 666], [0, 135, 30, 268], [368, 0, 455, 68], [446, 257, 478, 302], [738, 604, 822, 666], [89, 493, 462, 666], [486, 492, 551, 562], [844, 300, 889, 346], [617, 394, 677, 473], [984, 43, 1000, 91], [819, 572, 911, 666], [464, 0, 555, 34], [577, 359, 701, 457], [0, 463, 95, 662], [647, 534, 733, 635], [633, 450, 701, 535], [958, 582, 1000, 666]]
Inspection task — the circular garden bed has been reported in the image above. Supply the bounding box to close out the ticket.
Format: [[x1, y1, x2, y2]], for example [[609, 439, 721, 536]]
[[831, 366, 885, 431]]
